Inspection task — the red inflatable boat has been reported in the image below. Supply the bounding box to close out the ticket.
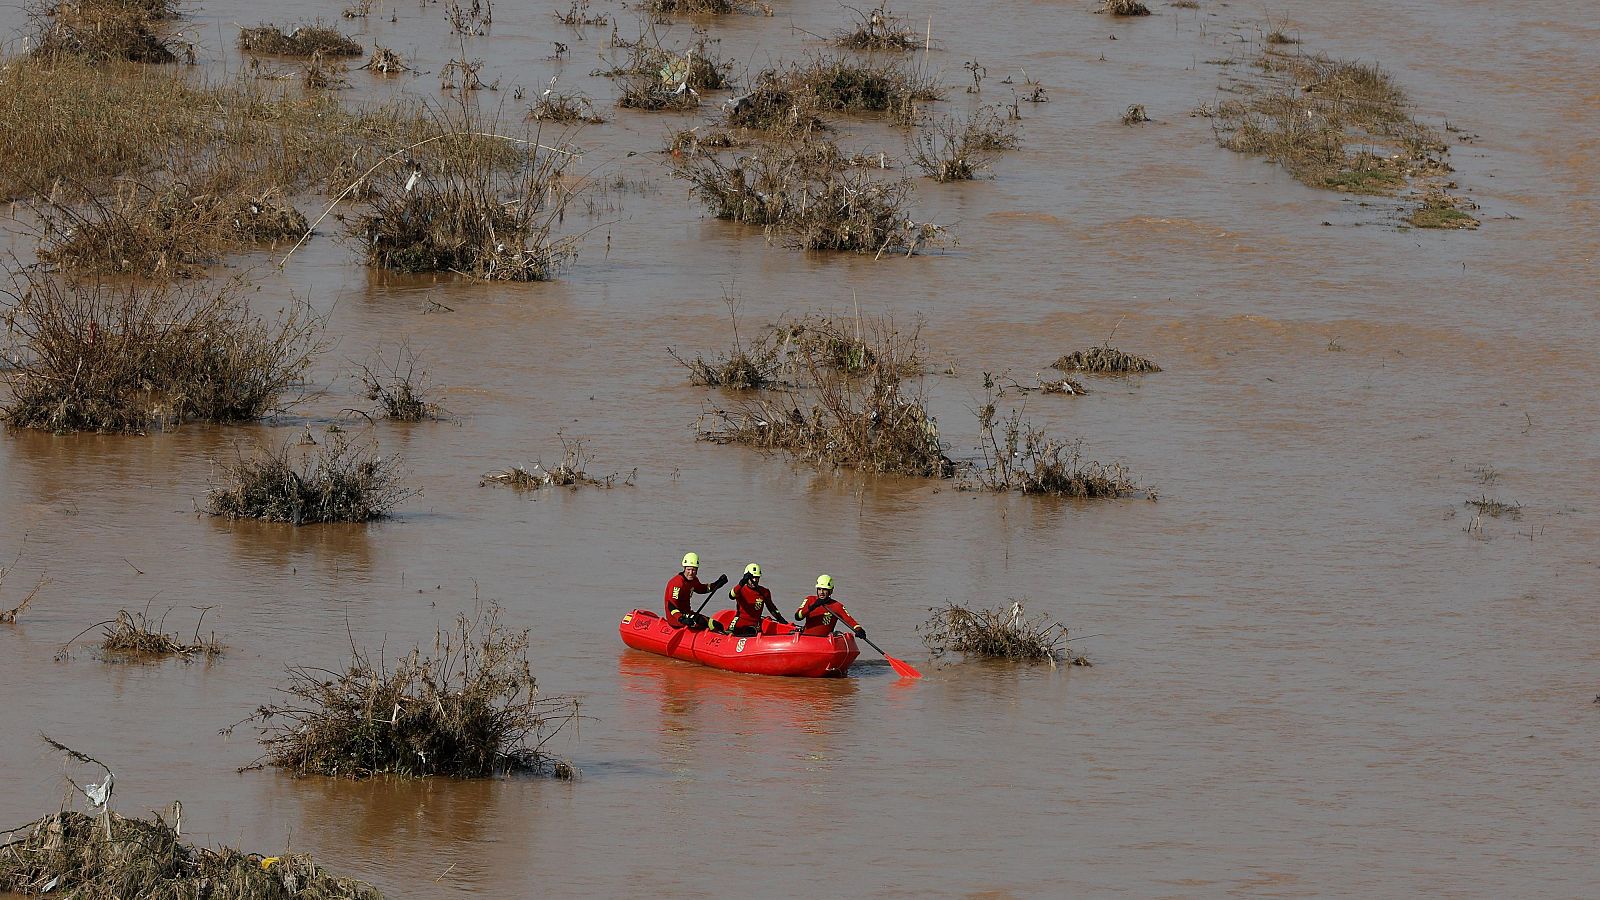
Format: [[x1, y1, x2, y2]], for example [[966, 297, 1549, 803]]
[[618, 609, 860, 677]]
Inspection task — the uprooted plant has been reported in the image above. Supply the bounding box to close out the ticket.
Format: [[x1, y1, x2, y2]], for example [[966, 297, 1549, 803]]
[[920, 599, 1091, 665], [238, 603, 578, 778], [482, 435, 635, 490], [206, 434, 414, 525], [353, 344, 443, 422], [697, 317, 954, 477], [1, 738, 382, 898], [0, 271, 321, 433]]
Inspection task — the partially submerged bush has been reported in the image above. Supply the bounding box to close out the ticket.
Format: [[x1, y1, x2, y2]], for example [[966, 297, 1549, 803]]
[[921, 600, 1090, 665], [720, 55, 939, 132], [698, 318, 953, 477], [0, 810, 382, 899], [206, 435, 413, 525], [528, 90, 606, 123], [238, 23, 363, 58], [1212, 50, 1455, 198], [907, 110, 1019, 181], [1121, 103, 1150, 125], [0, 272, 320, 433], [604, 37, 734, 106], [0, 550, 46, 625], [1408, 190, 1479, 229], [645, 0, 765, 13], [835, 5, 921, 51], [36, 183, 307, 276], [243, 604, 578, 778], [352, 134, 577, 281], [1098, 0, 1152, 16], [354, 344, 442, 422], [97, 607, 223, 659], [1052, 345, 1161, 374], [29, 0, 180, 65], [973, 408, 1143, 498], [674, 140, 943, 254]]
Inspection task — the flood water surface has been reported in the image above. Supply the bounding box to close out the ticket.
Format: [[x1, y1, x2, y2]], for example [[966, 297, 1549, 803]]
[[2, 1, 1598, 897]]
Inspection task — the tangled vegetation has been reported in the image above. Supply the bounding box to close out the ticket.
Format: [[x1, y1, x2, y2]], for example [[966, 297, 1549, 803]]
[[1098, 0, 1151, 16], [28, 0, 182, 65], [1209, 48, 1475, 224], [973, 407, 1143, 498], [644, 0, 766, 14], [834, 5, 922, 51], [0, 272, 320, 433], [921, 600, 1090, 665], [241, 604, 578, 778], [528, 90, 606, 124], [94, 607, 224, 660], [606, 37, 734, 110], [483, 437, 635, 490], [907, 109, 1019, 181], [206, 435, 413, 525], [0, 549, 46, 625], [0, 809, 383, 899], [673, 135, 943, 254], [1052, 345, 1161, 374], [238, 23, 363, 58], [354, 345, 442, 422], [351, 131, 578, 281], [698, 318, 953, 477]]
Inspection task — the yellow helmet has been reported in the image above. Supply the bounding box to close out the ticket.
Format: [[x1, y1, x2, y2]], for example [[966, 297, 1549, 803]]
[[744, 563, 762, 578], [682, 552, 700, 568], [815, 574, 833, 590]]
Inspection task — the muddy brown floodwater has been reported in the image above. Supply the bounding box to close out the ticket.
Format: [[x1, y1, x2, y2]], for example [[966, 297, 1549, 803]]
[[2, 1, 1598, 897]]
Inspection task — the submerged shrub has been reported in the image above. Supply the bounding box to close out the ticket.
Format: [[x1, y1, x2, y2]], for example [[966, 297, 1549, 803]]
[[921, 600, 1090, 665], [97, 607, 223, 660], [698, 318, 954, 477], [972, 408, 1143, 498], [244, 604, 578, 778], [206, 435, 413, 525], [0, 272, 320, 433], [1098, 0, 1151, 16], [1052, 345, 1161, 374], [238, 23, 363, 58], [834, 5, 921, 51], [29, 0, 181, 65], [907, 109, 1019, 181], [0, 810, 382, 899], [355, 344, 442, 421]]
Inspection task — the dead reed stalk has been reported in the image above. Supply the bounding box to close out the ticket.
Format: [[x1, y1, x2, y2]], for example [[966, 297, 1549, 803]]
[[206, 435, 413, 525], [0, 547, 47, 624], [242, 603, 578, 778], [0, 271, 321, 433], [920, 599, 1090, 665]]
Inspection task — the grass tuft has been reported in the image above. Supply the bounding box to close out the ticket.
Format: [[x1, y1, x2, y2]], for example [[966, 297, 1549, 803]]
[[238, 23, 363, 58]]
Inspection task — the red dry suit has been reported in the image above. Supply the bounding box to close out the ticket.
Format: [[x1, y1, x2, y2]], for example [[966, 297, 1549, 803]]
[[663, 572, 711, 626], [794, 594, 861, 637], [728, 582, 774, 633]]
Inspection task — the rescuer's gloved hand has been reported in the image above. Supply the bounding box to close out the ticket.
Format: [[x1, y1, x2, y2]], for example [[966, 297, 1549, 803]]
[[853, 626, 867, 639]]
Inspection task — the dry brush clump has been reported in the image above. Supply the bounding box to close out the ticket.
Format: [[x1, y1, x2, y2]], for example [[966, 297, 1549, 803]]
[[644, 0, 768, 14], [241, 604, 578, 778], [606, 38, 734, 111], [0, 810, 382, 899], [698, 319, 953, 477], [1098, 0, 1151, 16], [528, 89, 607, 124], [673, 137, 944, 254], [238, 22, 363, 58], [834, 5, 922, 51], [95, 607, 223, 659], [0, 272, 320, 433], [351, 131, 578, 281], [920, 600, 1090, 665], [1052, 345, 1161, 374], [972, 406, 1143, 499], [907, 109, 1019, 182], [719, 55, 940, 134], [28, 0, 181, 65], [206, 435, 413, 525]]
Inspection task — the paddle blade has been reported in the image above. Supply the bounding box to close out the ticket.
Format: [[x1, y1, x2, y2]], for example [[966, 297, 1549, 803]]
[[885, 654, 921, 679]]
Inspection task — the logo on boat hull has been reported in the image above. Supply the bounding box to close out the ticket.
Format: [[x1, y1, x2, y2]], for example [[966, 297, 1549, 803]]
[[736, 638, 747, 652]]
